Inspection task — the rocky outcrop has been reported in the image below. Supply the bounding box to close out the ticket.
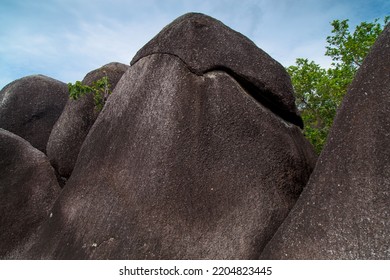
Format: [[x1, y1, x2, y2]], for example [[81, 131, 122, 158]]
[[0, 129, 60, 259], [132, 13, 303, 128], [0, 75, 68, 153], [46, 62, 129, 179], [26, 14, 316, 259], [260, 23, 390, 260]]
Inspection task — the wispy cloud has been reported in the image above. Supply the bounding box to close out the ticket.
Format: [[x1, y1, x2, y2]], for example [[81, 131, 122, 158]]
[[0, 0, 388, 89]]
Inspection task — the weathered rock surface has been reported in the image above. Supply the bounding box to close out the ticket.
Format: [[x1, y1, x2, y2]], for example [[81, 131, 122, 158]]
[[0, 129, 60, 258], [260, 23, 390, 260], [0, 75, 68, 153], [47, 62, 129, 179], [26, 14, 316, 259], [132, 13, 303, 128]]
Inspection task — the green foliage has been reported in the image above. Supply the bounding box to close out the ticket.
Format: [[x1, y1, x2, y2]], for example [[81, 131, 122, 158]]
[[289, 17, 388, 154], [287, 59, 337, 153], [326, 17, 389, 69], [68, 75, 111, 111]]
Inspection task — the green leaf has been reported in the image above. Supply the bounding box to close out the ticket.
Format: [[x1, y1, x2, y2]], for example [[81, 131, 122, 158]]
[[288, 16, 388, 153], [67, 75, 112, 111]]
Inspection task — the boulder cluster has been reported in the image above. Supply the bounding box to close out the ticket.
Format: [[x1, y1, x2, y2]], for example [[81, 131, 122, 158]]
[[0, 13, 389, 259]]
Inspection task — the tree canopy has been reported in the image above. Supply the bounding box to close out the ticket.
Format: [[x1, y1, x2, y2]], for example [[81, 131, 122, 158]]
[[289, 16, 389, 153]]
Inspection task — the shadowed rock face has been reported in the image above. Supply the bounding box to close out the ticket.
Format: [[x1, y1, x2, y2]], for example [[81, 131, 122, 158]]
[[132, 13, 302, 128], [0, 75, 68, 153], [47, 62, 129, 179], [260, 23, 390, 260], [27, 50, 315, 259], [0, 129, 60, 259]]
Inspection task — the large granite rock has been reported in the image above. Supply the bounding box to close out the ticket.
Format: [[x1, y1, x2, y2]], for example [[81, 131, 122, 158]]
[[0, 75, 68, 153], [260, 23, 390, 260], [26, 14, 316, 259], [132, 13, 303, 128], [47, 62, 129, 179], [0, 129, 60, 258]]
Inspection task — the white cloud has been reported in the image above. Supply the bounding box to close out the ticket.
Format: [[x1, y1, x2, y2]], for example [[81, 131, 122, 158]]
[[0, 0, 389, 89]]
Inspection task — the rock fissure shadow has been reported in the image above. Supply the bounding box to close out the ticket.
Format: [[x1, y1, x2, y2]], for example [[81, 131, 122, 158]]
[[204, 66, 304, 128], [134, 52, 303, 129]]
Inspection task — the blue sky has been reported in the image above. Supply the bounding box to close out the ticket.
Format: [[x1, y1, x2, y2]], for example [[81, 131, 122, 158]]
[[0, 0, 389, 89]]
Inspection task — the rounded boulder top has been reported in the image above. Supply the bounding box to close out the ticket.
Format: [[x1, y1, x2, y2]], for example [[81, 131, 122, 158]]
[[132, 13, 302, 128], [0, 75, 68, 153], [82, 62, 129, 87]]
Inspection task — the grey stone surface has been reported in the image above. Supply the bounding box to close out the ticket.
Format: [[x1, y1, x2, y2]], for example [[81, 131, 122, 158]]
[[132, 13, 302, 128], [47, 62, 129, 179], [0, 129, 60, 258], [27, 52, 315, 259], [260, 23, 390, 260], [0, 75, 68, 153]]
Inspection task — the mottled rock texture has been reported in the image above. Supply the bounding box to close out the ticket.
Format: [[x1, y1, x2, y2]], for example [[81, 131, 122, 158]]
[[0, 129, 60, 259], [26, 13, 315, 259], [260, 23, 390, 260], [0, 75, 68, 153], [132, 13, 302, 128], [47, 62, 129, 179]]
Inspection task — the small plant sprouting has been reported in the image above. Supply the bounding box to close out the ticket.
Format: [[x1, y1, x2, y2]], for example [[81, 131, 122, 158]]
[[68, 73, 111, 111]]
